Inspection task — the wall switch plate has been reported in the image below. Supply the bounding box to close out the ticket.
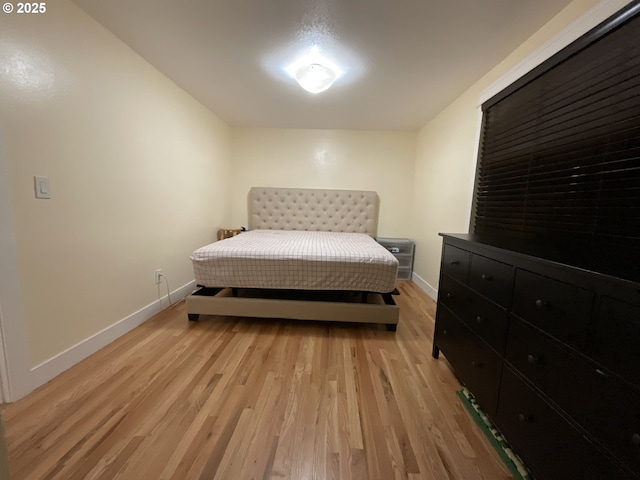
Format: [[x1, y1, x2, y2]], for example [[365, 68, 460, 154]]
[[34, 176, 51, 199]]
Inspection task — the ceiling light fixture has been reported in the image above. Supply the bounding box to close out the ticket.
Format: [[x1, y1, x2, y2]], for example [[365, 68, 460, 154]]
[[294, 63, 337, 94]]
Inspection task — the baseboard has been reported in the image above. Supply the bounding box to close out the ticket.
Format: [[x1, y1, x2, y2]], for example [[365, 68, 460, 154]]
[[411, 272, 438, 301], [29, 280, 197, 390]]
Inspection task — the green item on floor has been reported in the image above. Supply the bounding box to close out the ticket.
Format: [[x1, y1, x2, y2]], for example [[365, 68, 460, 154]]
[[456, 387, 532, 480]]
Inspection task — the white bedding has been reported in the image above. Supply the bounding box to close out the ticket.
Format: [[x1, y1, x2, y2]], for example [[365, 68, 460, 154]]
[[191, 230, 399, 293]]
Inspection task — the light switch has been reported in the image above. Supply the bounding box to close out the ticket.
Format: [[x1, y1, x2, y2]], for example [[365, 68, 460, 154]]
[[34, 176, 51, 199]]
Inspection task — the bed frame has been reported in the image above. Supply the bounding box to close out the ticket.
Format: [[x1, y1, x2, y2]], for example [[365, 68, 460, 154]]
[[185, 187, 399, 330]]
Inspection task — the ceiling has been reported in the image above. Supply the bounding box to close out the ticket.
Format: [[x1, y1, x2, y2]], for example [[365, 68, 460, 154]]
[[72, 0, 573, 131]]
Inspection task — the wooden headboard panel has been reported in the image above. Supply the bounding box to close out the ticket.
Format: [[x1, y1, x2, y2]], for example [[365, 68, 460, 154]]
[[248, 187, 379, 236]]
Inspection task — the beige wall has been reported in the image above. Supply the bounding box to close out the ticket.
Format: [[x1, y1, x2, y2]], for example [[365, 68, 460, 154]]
[[0, 0, 631, 400], [230, 128, 417, 237], [410, 0, 632, 292], [0, 0, 232, 367]]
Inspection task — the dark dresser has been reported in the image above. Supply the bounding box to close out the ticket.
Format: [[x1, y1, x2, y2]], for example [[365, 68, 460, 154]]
[[432, 233, 640, 480]]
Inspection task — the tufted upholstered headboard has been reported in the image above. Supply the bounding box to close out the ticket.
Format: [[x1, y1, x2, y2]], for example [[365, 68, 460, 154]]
[[248, 187, 380, 236]]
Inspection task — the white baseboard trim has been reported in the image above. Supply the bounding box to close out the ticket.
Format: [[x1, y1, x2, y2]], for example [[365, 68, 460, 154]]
[[411, 272, 438, 302], [30, 280, 197, 390]]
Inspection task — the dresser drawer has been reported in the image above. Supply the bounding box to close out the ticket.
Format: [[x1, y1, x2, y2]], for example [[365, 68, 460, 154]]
[[505, 318, 624, 442], [441, 244, 470, 283], [469, 254, 514, 307], [439, 275, 472, 320], [496, 367, 634, 480], [590, 297, 640, 387], [512, 269, 594, 350], [434, 306, 501, 415], [584, 376, 640, 474], [440, 275, 508, 354], [506, 317, 640, 474], [466, 291, 508, 355], [505, 316, 596, 418]]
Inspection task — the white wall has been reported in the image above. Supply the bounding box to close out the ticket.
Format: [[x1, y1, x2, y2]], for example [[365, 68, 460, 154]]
[[230, 128, 417, 237], [410, 0, 633, 295], [0, 0, 232, 396]]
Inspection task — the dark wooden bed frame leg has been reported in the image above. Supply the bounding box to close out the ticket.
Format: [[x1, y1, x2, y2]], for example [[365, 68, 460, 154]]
[[188, 313, 200, 321], [432, 343, 440, 359], [385, 323, 397, 332]]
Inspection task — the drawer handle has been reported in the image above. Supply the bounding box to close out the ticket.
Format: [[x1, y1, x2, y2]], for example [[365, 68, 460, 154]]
[[446, 292, 453, 299], [471, 360, 482, 368], [449, 260, 460, 266], [632, 433, 640, 446], [443, 329, 449, 336], [535, 299, 548, 310], [481, 274, 492, 281], [476, 316, 483, 324], [527, 354, 538, 365], [518, 413, 531, 423]]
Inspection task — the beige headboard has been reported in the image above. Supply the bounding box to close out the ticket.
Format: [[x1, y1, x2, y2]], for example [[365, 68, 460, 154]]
[[248, 187, 379, 236]]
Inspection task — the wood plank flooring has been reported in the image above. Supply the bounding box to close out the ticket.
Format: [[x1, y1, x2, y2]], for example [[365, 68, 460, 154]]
[[3, 281, 512, 479]]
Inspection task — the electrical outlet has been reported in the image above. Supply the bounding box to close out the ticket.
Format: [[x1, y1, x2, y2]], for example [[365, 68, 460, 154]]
[[155, 269, 163, 285]]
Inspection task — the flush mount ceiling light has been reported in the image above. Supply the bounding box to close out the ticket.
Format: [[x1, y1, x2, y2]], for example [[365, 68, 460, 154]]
[[282, 45, 343, 94], [294, 63, 337, 94]]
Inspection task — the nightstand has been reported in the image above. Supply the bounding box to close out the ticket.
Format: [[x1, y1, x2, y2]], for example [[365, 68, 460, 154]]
[[217, 228, 242, 240], [376, 237, 415, 280]]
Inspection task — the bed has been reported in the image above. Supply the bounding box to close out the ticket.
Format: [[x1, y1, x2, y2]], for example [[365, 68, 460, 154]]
[[185, 187, 401, 330]]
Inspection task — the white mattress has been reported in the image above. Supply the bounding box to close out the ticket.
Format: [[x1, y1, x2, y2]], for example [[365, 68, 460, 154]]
[[191, 230, 399, 293]]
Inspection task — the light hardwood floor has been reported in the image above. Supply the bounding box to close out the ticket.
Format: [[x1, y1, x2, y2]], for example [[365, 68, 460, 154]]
[[4, 282, 512, 480]]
